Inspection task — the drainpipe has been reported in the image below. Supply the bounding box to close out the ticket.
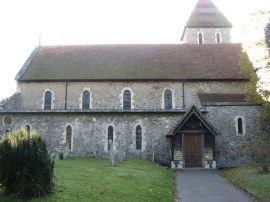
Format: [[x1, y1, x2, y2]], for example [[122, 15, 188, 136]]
[[182, 80, 185, 109], [65, 81, 68, 110]]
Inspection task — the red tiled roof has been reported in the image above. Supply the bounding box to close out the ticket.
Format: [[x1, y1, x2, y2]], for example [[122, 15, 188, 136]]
[[185, 0, 232, 27], [16, 43, 250, 81]]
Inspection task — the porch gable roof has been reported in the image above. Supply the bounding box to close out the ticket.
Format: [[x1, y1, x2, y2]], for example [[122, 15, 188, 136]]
[[166, 105, 220, 136]]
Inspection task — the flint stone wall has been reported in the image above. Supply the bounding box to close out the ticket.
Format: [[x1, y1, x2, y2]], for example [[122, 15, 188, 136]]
[[206, 105, 264, 167], [0, 104, 265, 167], [183, 27, 231, 44], [17, 81, 246, 110], [0, 113, 182, 165]]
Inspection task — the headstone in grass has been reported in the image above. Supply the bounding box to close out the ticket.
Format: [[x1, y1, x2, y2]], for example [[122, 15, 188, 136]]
[[109, 140, 116, 166], [62, 142, 69, 159], [152, 145, 155, 163], [90, 143, 98, 157], [119, 145, 125, 162]]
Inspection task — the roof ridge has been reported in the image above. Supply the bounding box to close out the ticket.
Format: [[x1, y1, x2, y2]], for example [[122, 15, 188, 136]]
[[38, 43, 242, 48], [38, 43, 185, 48]]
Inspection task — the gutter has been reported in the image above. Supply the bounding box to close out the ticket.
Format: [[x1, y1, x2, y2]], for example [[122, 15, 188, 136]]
[[64, 81, 69, 109], [182, 81, 185, 109]]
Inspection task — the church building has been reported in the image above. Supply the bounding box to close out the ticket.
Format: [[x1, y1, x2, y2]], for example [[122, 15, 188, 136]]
[[0, 0, 263, 168]]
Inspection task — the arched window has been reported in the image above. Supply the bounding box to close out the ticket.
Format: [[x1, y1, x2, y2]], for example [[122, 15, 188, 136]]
[[136, 125, 142, 150], [216, 33, 221, 44], [123, 90, 131, 110], [198, 33, 203, 44], [164, 89, 173, 109], [108, 126, 114, 150], [66, 125, 72, 150], [26, 125, 30, 137], [44, 91, 52, 110], [238, 118, 243, 134], [82, 90, 91, 110]]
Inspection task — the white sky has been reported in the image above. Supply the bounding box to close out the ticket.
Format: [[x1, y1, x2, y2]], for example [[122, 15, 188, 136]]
[[0, 0, 269, 100]]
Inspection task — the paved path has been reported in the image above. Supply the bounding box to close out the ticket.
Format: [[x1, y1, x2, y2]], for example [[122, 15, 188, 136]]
[[175, 169, 254, 202]]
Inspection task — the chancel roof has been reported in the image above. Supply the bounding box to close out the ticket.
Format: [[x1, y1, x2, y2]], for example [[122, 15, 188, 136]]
[[199, 94, 246, 103], [16, 43, 249, 82]]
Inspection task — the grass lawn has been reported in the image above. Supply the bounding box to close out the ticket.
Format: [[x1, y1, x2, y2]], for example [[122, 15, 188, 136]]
[[222, 166, 270, 202], [0, 157, 173, 202]]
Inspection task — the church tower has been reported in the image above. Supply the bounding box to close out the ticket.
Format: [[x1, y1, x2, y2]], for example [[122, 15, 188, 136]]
[[181, 0, 232, 44]]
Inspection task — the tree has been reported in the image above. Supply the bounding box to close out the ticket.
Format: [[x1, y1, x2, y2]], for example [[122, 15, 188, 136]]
[[265, 19, 270, 49], [243, 21, 270, 173]]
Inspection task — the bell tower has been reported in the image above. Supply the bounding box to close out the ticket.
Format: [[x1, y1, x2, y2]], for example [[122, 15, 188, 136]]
[[181, 0, 232, 44]]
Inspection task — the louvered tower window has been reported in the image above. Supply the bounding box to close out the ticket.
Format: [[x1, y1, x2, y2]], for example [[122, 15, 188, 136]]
[[198, 33, 203, 44], [216, 33, 221, 44]]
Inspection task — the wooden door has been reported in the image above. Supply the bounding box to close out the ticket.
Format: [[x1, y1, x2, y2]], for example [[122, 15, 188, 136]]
[[184, 134, 202, 167]]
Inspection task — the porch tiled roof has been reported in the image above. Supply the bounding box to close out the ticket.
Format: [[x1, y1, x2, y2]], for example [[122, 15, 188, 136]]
[[166, 105, 220, 137]]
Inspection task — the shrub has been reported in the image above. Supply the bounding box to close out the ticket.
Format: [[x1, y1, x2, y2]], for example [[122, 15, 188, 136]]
[[0, 128, 54, 198], [245, 136, 270, 173]]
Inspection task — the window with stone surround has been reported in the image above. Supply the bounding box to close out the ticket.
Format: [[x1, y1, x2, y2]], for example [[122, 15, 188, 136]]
[[66, 125, 72, 151], [215, 32, 222, 44], [238, 118, 243, 134], [164, 89, 173, 109], [123, 90, 131, 110], [136, 125, 142, 150], [198, 33, 203, 44], [108, 126, 114, 150], [82, 90, 91, 109], [235, 116, 245, 136], [44, 91, 52, 110]]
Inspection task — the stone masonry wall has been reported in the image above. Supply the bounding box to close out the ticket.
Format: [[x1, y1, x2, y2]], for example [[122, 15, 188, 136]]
[[17, 81, 247, 110], [206, 105, 264, 167], [0, 113, 183, 165], [0, 104, 265, 167], [1, 80, 263, 167], [183, 27, 231, 44]]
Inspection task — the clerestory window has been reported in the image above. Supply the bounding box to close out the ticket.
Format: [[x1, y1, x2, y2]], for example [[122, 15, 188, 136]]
[[44, 91, 52, 110], [164, 89, 173, 109], [123, 90, 131, 110], [82, 90, 91, 109]]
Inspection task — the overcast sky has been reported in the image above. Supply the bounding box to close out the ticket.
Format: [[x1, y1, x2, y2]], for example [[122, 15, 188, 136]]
[[0, 0, 269, 100]]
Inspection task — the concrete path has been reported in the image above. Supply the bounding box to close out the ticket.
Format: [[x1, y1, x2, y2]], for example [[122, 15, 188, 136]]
[[175, 169, 254, 202]]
